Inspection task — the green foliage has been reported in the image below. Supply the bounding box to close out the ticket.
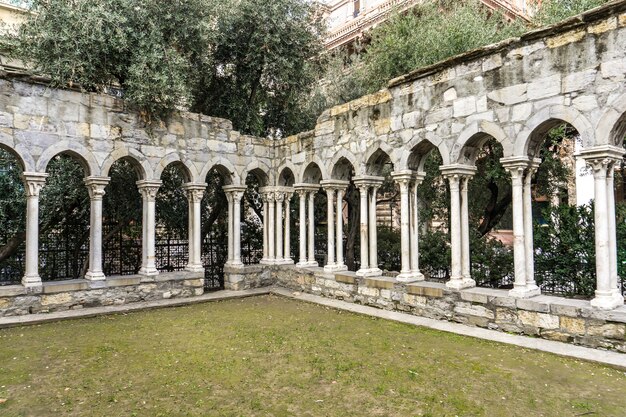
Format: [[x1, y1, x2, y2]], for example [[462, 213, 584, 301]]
[[377, 226, 401, 272], [156, 165, 189, 239], [3, 0, 322, 134], [533, 0, 612, 26], [3, 0, 218, 122], [0, 151, 25, 237], [419, 229, 451, 279], [534, 204, 597, 297], [192, 0, 323, 136], [360, 0, 525, 92], [469, 231, 513, 288]]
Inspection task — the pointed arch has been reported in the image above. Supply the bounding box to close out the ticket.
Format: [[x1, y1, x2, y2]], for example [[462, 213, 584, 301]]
[[298, 156, 328, 183], [155, 153, 197, 183], [199, 157, 239, 185], [241, 160, 271, 186], [300, 161, 324, 184], [452, 121, 510, 164], [36, 141, 99, 176], [276, 160, 298, 186], [0, 140, 35, 172], [596, 92, 626, 146], [328, 149, 357, 180], [514, 105, 594, 157], [398, 138, 450, 171], [101, 147, 151, 180]]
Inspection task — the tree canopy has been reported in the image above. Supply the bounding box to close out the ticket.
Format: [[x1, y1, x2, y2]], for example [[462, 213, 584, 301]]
[[2, 0, 323, 136]]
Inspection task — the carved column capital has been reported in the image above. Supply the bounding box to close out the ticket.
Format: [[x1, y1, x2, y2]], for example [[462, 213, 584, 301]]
[[21, 172, 49, 197], [84, 176, 111, 200], [136, 180, 162, 202], [182, 182, 207, 203]]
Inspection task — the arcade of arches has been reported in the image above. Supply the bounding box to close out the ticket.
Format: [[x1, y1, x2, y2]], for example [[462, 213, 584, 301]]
[[2, 1, 626, 349]]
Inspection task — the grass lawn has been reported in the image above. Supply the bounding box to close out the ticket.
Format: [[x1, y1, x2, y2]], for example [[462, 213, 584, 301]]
[[0, 295, 625, 416]]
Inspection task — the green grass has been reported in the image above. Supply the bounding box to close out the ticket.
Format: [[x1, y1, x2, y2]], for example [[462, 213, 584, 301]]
[[0, 295, 625, 416]]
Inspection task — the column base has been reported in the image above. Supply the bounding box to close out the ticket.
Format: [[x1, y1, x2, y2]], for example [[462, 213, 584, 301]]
[[260, 259, 276, 265], [396, 272, 425, 283], [274, 259, 294, 265], [225, 261, 244, 268], [590, 291, 624, 310], [508, 284, 541, 299], [22, 274, 42, 288], [139, 267, 159, 279], [185, 264, 205, 273], [356, 268, 382, 277], [297, 261, 319, 268], [445, 277, 476, 290], [85, 271, 106, 281], [324, 263, 346, 272]]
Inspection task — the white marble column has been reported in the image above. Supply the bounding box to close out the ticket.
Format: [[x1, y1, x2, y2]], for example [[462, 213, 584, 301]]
[[232, 189, 244, 266], [607, 163, 622, 301], [356, 184, 370, 276], [369, 185, 381, 275], [226, 192, 234, 264], [335, 186, 348, 271], [460, 176, 471, 281], [441, 165, 476, 290], [84, 176, 110, 283], [261, 193, 268, 263], [506, 164, 529, 297], [275, 192, 285, 262], [324, 187, 336, 271], [137, 180, 162, 278], [308, 191, 317, 266], [268, 192, 276, 263], [581, 146, 625, 310], [524, 160, 540, 294], [183, 183, 206, 272], [21, 172, 48, 287], [284, 192, 293, 263], [410, 174, 425, 280], [393, 172, 412, 281], [297, 189, 307, 266]]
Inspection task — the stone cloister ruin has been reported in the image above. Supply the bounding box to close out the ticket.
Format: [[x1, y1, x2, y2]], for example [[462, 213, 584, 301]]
[[2, 2, 626, 350]]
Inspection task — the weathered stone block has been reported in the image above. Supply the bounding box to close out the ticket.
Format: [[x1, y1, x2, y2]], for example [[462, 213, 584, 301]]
[[516, 297, 551, 313], [454, 303, 495, 320], [586, 322, 625, 339], [560, 316, 586, 335], [453, 96, 477, 118], [588, 18, 617, 35], [406, 284, 444, 298], [601, 59, 626, 78], [527, 75, 561, 100], [487, 84, 527, 105], [518, 311, 559, 330], [363, 278, 394, 289], [546, 29, 586, 48], [41, 293, 72, 306], [335, 274, 356, 285]]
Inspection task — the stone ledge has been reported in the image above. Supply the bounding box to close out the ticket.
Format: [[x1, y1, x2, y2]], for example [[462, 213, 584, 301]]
[[363, 276, 395, 289], [154, 271, 203, 282], [0, 285, 28, 297], [460, 287, 506, 304], [106, 275, 142, 287], [335, 273, 357, 285], [406, 281, 445, 298], [42, 279, 89, 294]]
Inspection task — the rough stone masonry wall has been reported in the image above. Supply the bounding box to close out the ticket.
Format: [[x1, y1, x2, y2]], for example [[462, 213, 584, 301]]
[[273, 266, 626, 352], [0, 272, 204, 316]]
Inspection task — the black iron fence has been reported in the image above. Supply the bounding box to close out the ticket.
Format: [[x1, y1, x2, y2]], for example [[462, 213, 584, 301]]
[[103, 222, 142, 276], [39, 224, 89, 281]]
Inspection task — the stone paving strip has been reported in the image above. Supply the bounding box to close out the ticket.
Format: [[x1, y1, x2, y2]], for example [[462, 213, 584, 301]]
[[1, 286, 625, 370]]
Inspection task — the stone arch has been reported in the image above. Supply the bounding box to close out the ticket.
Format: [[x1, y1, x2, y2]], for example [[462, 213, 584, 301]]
[[297, 156, 329, 183], [0, 141, 35, 172], [101, 147, 151, 180], [362, 142, 398, 175], [452, 121, 510, 164], [331, 156, 356, 181], [155, 153, 197, 183], [399, 138, 450, 171], [36, 141, 99, 176], [199, 157, 239, 185], [242, 160, 271, 186], [300, 161, 324, 184], [364, 148, 393, 176], [277, 167, 295, 186], [596, 92, 626, 146], [328, 149, 357, 180], [514, 105, 594, 157]]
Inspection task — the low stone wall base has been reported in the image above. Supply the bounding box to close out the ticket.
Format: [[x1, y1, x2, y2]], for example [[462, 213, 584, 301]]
[[0, 272, 204, 316]]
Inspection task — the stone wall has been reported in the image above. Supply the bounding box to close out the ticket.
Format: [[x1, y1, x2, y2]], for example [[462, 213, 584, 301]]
[[273, 266, 626, 352], [0, 272, 204, 316]]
